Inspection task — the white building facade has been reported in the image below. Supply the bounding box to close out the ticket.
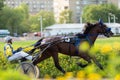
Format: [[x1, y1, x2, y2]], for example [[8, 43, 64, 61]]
[[44, 23, 120, 37]]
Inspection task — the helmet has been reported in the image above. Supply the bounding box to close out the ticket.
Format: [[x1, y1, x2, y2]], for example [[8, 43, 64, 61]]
[[4, 36, 12, 43]]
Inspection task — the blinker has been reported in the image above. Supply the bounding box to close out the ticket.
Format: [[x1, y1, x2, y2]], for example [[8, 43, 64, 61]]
[[106, 28, 111, 32]]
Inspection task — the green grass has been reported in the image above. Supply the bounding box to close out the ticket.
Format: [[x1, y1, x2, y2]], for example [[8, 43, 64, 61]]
[[96, 37, 120, 44], [0, 40, 36, 51], [0, 37, 119, 51]]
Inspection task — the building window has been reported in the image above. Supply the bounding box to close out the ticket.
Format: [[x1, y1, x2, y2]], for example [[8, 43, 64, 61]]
[[37, 1, 40, 4], [76, 11, 80, 14], [65, 0, 68, 1], [41, 5, 44, 8], [82, 0, 88, 4], [47, 1, 50, 4], [33, 1, 35, 4], [64, 6, 68, 9], [29, 2, 32, 5], [76, 6, 80, 10], [76, 1, 80, 4], [115, 28, 119, 34], [33, 5, 37, 9], [7, 1, 10, 4]]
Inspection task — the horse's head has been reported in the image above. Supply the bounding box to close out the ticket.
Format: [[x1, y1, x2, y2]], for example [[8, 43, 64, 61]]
[[96, 19, 113, 37], [83, 20, 113, 37]]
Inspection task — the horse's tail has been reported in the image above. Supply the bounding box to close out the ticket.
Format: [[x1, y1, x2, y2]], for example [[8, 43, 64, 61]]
[[91, 56, 104, 70], [28, 37, 44, 54]]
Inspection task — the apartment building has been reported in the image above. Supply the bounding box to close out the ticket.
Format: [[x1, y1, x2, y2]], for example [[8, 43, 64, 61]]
[[54, 0, 69, 22], [108, 0, 120, 8], [54, 0, 108, 23], [69, 0, 108, 23], [4, 0, 54, 14], [108, 0, 118, 6]]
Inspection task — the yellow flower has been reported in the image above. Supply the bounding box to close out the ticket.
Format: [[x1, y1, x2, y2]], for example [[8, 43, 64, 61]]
[[89, 45, 100, 55], [101, 44, 112, 54], [87, 73, 102, 80], [44, 74, 51, 80], [56, 76, 66, 80], [113, 42, 120, 50], [64, 72, 73, 79], [115, 74, 120, 80], [78, 41, 90, 52], [23, 47, 33, 52], [76, 70, 85, 79]]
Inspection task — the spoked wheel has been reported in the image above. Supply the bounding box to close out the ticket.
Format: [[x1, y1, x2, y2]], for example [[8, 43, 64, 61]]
[[16, 62, 40, 78]]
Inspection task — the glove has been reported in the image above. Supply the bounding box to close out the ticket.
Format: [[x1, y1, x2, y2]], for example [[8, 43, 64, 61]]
[[16, 47, 23, 52], [13, 47, 23, 54]]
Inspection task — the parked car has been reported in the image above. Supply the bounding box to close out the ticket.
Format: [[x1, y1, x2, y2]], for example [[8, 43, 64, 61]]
[[34, 32, 41, 37], [23, 33, 28, 37], [0, 29, 10, 37]]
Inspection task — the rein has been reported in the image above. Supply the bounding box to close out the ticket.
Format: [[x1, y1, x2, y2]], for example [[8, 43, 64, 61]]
[[85, 36, 93, 46]]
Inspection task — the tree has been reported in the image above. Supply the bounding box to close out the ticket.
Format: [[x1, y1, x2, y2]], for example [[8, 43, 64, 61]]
[[0, 6, 14, 29], [15, 3, 30, 34], [0, 0, 4, 10], [0, 4, 29, 35], [82, 4, 120, 23], [59, 9, 72, 23], [28, 10, 55, 32]]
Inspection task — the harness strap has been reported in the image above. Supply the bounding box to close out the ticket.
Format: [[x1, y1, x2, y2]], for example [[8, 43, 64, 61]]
[[68, 43, 72, 64], [85, 36, 93, 46]]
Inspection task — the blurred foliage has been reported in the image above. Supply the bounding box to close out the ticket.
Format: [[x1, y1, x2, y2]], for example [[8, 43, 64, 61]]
[[82, 4, 120, 23], [59, 9, 73, 23], [0, 3, 29, 35], [0, 70, 31, 80], [28, 10, 55, 32], [0, 0, 4, 10], [0, 4, 55, 35]]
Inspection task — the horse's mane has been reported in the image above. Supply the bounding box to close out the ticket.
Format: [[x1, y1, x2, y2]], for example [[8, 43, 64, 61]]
[[83, 22, 96, 34], [75, 22, 96, 38]]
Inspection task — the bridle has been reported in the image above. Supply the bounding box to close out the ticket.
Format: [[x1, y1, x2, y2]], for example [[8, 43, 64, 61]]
[[98, 23, 111, 37]]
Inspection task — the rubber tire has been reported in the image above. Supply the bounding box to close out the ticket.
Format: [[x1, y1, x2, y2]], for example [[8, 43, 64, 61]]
[[34, 65, 40, 78], [16, 62, 37, 78]]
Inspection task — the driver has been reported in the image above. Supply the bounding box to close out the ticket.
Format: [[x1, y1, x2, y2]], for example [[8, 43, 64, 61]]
[[4, 36, 33, 61]]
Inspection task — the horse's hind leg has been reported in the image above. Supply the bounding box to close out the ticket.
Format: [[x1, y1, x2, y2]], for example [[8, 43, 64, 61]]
[[52, 52, 66, 74]]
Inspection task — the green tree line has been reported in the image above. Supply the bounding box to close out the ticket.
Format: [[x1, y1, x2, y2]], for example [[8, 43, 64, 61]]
[[0, 3, 55, 36], [82, 4, 120, 23]]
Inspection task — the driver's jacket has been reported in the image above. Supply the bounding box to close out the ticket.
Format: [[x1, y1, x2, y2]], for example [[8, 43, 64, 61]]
[[4, 43, 14, 58]]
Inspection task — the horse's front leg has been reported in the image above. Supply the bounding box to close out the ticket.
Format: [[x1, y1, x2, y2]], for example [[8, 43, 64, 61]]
[[91, 56, 104, 70], [77, 52, 92, 68], [78, 52, 104, 70], [52, 52, 66, 74]]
